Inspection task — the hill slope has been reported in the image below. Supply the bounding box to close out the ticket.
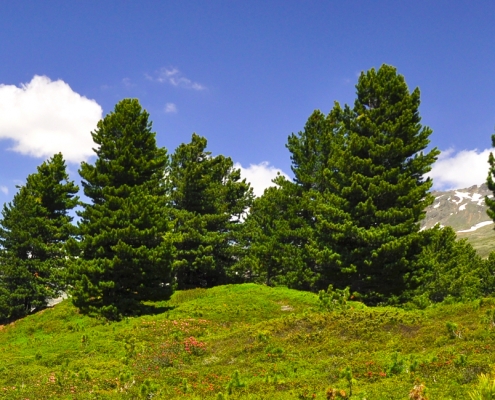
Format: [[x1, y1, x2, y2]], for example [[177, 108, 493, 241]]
[[1, 284, 495, 399]]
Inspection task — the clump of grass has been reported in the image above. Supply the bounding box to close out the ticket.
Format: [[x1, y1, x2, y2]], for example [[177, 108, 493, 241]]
[[169, 287, 209, 305], [469, 373, 495, 399]]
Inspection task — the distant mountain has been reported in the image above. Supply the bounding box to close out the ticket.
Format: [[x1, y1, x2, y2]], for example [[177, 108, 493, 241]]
[[422, 183, 495, 257]]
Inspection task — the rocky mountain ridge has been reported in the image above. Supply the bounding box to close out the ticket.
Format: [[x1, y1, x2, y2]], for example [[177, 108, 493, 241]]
[[422, 183, 495, 257], [422, 183, 493, 232]]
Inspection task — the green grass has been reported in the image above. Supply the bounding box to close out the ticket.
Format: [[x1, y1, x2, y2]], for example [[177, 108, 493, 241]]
[[1, 284, 495, 399]]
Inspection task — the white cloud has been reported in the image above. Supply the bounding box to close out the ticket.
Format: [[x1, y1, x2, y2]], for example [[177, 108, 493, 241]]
[[149, 67, 206, 90], [164, 103, 177, 114], [426, 148, 494, 190], [0, 186, 8, 195], [0, 75, 102, 163], [234, 161, 290, 197]]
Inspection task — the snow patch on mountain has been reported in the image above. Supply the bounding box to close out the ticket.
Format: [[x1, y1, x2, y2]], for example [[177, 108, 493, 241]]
[[422, 183, 493, 232], [472, 193, 482, 203], [452, 191, 472, 204], [457, 221, 494, 233]]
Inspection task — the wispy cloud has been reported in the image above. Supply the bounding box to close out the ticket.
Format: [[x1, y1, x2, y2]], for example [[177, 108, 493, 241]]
[[426, 148, 494, 190], [0, 75, 102, 163], [147, 67, 206, 90], [0, 186, 8, 195], [164, 103, 178, 114], [234, 161, 290, 197], [122, 77, 135, 88]]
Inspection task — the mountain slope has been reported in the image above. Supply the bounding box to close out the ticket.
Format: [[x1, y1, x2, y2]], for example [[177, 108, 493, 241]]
[[422, 183, 495, 257]]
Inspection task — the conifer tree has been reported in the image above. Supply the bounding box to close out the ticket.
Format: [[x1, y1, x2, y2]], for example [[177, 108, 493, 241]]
[[486, 130, 495, 222], [335, 65, 439, 300], [248, 65, 438, 302], [169, 133, 253, 289], [239, 179, 317, 289], [0, 153, 78, 321], [72, 99, 174, 318], [285, 108, 350, 289], [239, 110, 344, 290], [410, 226, 489, 304]]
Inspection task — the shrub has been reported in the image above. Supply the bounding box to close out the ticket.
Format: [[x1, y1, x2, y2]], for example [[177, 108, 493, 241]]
[[318, 285, 350, 312], [469, 373, 495, 400]]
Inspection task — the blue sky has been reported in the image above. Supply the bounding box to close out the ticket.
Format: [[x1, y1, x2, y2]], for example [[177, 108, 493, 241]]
[[0, 1, 494, 199]]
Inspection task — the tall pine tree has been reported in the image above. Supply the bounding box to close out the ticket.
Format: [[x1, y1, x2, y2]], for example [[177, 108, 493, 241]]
[[239, 110, 344, 290], [486, 129, 495, 223], [169, 133, 253, 289], [247, 65, 438, 302], [0, 153, 78, 322], [72, 99, 174, 318], [334, 65, 439, 301], [286, 108, 350, 289]]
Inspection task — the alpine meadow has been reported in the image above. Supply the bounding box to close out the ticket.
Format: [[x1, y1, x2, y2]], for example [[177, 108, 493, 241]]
[[2, 65, 495, 399]]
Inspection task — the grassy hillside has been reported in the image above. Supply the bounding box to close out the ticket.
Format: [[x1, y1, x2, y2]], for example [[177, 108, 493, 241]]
[[1, 284, 495, 399]]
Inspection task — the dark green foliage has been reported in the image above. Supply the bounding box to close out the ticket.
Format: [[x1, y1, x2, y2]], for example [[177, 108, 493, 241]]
[[325, 65, 439, 300], [486, 129, 495, 224], [225, 370, 246, 394], [169, 133, 253, 289], [408, 226, 493, 305], [0, 153, 78, 322], [239, 179, 318, 289], [72, 99, 174, 318], [240, 109, 347, 290], [246, 65, 439, 302], [284, 108, 351, 290]]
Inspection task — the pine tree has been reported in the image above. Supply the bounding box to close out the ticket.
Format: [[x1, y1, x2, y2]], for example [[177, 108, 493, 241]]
[[169, 133, 253, 289], [410, 226, 489, 304], [335, 65, 439, 301], [239, 110, 342, 289], [285, 108, 351, 289], [249, 65, 438, 301], [239, 179, 317, 289], [72, 99, 174, 318], [0, 153, 78, 322], [486, 130, 495, 222]]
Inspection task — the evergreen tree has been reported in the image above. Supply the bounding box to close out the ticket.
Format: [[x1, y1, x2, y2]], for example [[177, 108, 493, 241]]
[[486, 130, 495, 222], [248, 65, 438, 302], [72, 99, 174, 318], [334, 65, 439, 300], [0, 153, 78, 321], [239, 179, 317, 289], [285, 108, 351, 290], [169, 133, 253, 289], [409, 226, 491, 305], [239, 110, 343, 289]]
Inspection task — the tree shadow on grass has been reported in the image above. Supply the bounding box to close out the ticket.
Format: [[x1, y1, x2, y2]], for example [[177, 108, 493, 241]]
[[136, 303, 176, 317]]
